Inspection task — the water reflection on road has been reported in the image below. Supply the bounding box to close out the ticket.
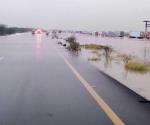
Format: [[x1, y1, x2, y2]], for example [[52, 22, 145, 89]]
[[35, 34, 42, 64]]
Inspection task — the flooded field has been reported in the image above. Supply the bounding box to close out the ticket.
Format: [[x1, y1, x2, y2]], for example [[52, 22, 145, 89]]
[[75, 34, 150, 61], [59, 33, 150, 100], [80, 49, 150, 100]]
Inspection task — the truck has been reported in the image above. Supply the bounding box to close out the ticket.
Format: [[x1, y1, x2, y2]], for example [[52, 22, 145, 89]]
[[129, 32, 145, 39]]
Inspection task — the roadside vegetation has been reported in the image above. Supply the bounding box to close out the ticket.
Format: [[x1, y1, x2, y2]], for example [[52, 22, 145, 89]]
[[125, 60, 149, 72], [64, 39, 150, 73], [91, 50, 101, 57], [66, 36, 81, 51], [116, 53, 150, 72], [88, 57, 101, 61], [118, 54, 133, 64], [80, 44, 104, 50], [81, 44, 113, 63], [91, 50, 99, 54], [85, 44, 149, 73]]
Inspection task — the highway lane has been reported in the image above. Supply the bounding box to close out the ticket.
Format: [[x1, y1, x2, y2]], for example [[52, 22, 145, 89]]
[[0, 33, 113, 125], [0, 33, 150, 125], [64, 54, 150, 125]]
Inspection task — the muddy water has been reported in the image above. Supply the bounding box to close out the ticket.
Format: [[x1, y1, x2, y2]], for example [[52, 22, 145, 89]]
[[79, 48, 150, 100], [75, 34, 150, 61], [60, 33, 150, 99]]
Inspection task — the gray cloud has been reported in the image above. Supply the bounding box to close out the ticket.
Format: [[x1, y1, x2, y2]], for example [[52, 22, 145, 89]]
[[0, 0, 149, 31]]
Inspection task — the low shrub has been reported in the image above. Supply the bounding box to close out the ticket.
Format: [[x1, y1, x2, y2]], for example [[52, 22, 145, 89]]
[[66, 36, 76, 43], [125, 61, 149, 72], [66, 36, 80, 51]]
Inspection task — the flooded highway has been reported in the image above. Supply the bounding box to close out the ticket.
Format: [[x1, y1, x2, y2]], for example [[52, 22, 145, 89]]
[[0, 33, 150, 125]]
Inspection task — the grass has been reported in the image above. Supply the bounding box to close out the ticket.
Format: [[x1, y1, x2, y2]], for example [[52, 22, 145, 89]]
[[88, 57, 101, 61], [96, 53, 102, 57], [80, 44, 104, 50], [118, 54, 133, 64], [125, 61, 149, 72], [91, 50, 99, 54], [91, 50, 101, 57]]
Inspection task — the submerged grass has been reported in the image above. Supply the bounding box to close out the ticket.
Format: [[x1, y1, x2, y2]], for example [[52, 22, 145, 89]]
[[91, 50, 101, 57], [125, 61, 149, 72], [91, 50, 99, 54], [66, 36, 81, 51], [80, 44, 104, 50], [88, 57, 101, 61]]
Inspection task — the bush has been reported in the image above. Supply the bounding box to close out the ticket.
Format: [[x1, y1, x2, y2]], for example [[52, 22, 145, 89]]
[[66, 36, 80, 51], [66, 36, 76, 43], [125, 61, 149, 72]]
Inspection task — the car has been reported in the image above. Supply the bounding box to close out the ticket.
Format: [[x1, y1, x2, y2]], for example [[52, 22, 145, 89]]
[[32, 30, 35, 34], [35, 29, 42, 34]]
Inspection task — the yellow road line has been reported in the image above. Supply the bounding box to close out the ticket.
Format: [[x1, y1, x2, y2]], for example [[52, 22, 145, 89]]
[[59, 54, 125, 125]]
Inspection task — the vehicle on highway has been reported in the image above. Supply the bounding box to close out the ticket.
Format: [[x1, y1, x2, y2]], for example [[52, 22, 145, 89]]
[[34, 29, 42, 34], [129, 31, 145, 39]]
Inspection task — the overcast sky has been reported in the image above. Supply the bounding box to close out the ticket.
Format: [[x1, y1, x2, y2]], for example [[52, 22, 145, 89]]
[[0, 0, 149, 31]]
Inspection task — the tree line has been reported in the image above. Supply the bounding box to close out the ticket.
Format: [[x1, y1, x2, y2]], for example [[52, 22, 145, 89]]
[[0, 24, 31, 36]]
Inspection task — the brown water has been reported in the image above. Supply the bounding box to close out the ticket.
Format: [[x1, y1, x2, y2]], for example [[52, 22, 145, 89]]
[[79, 48, 150, 100], [59, 32, 150, 99], [74, 34, 150, 61]]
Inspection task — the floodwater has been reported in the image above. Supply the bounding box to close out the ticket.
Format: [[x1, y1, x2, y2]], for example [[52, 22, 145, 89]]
[[59, 33, 150, 100], [78, 47, 150, 100], [74, 34, 150, 61]]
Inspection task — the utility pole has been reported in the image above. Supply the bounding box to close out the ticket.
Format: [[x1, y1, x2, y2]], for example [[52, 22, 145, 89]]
[[143, 20, 150, 39], [143, 20, 150, 59]]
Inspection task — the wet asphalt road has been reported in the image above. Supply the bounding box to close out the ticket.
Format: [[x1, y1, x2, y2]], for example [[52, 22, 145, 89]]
[[0, 33, 150, 125]]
